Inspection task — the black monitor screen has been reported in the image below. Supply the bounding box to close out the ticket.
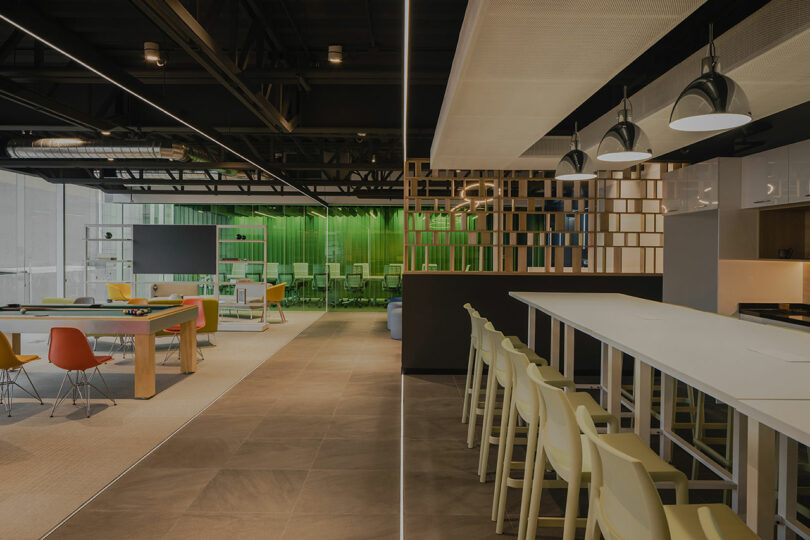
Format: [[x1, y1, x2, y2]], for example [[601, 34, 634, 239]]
[[133, 225, 216, 274]]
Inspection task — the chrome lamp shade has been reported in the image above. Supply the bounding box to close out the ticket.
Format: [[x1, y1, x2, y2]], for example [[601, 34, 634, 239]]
[[669, 69, 751, 131], [597, 119, 652, 162], [555, 148, 595, 180]]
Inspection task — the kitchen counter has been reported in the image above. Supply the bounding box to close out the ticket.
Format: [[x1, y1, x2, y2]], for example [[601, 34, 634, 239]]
[[739, 302, 810, 329]]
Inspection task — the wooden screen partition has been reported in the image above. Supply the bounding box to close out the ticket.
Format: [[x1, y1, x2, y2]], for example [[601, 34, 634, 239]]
[[404, 159, 678, 274]]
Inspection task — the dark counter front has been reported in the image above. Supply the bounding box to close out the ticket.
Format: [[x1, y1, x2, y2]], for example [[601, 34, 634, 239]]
[[401, 273, 663, 374]]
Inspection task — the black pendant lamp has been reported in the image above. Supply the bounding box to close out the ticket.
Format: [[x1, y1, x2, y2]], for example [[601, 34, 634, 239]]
[[669, 24, 751, 132], [597, 86, 652, 162], [555, 122, 596, 180]]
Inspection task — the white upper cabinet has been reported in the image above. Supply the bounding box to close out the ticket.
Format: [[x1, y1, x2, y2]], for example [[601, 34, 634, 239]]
[[741, 146, 789, 208], [662, 167, 687, 215], [788, 139, 810, 202], [686, 160, 718, 212], [663, 161, 717, 215]]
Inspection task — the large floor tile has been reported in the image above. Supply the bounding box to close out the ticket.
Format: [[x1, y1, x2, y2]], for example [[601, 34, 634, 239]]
[[249, 414, 333, 440], [49, 510, 181, 540], [282, 514, 399, 540], [326, 415, 401, 440], [334, 394, 401, 416], [90, 467, 218, 512], [189, 469, 308, 514], [294, 469, 399, 514], [226, 439, 322, 470], [313, 438, 400, 470], [141, 436, 241, 469], [166, 512, 289, 540]]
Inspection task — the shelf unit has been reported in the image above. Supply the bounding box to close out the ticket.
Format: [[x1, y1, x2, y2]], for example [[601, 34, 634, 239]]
[[215, 224, 267, 331], [404, 159, 672, 274], [84, 224, 134, 299]]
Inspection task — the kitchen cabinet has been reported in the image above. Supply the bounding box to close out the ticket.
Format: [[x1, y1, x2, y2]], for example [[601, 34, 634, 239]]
[[662, 161, 717, 214], [741, 146, 789, 208], [788, 139, 810, 202]]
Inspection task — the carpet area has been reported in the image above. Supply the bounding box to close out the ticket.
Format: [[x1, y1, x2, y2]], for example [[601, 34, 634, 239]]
[[0, 311, 324, 539]]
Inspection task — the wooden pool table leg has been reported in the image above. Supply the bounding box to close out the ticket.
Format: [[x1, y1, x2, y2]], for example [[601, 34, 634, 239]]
[[11, 333, 21, 354], [179, 320, 197, 374], [134, 334, 156, 399]]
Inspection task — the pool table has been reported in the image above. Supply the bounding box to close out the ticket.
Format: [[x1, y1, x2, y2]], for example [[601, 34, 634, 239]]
[[0, 304, 198, 399]]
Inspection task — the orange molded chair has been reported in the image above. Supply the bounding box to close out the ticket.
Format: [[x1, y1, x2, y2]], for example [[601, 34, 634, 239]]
[[106, 283, 132, 302], [0, 332, 43, 416], [265, 282, 287, 323], [163, 298, 205, 364], [48, 327, 116, 418]]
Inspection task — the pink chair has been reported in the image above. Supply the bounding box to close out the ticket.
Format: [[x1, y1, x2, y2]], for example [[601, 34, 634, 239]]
[[48, 327, 117, 418], [163, 298, 205, 364]]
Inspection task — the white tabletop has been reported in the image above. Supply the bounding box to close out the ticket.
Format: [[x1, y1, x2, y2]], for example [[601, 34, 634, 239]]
[[510, 292, 810, 428], [736, 399, 810, 448]]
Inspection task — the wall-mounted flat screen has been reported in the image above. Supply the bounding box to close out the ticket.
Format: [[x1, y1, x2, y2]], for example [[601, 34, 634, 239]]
[[133, 225, 216, 274]]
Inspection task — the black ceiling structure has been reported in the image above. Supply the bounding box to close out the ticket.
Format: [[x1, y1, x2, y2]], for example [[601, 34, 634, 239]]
[[0, 0, 466, 201]]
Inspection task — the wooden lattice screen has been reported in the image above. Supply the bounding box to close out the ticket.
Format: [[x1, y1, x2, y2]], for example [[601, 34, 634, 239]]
[[404, 158, 680, 274]]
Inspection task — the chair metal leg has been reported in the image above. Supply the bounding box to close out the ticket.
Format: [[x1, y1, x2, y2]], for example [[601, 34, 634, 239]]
[[162, 334, 179, 365], [82, 371, 91, 418], [50, 371, 70, 417], [91, 367, 117, 406]]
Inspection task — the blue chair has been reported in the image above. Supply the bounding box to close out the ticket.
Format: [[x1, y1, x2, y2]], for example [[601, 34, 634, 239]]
[[390, 306, 402, 340], [387, 301, 402, 330]]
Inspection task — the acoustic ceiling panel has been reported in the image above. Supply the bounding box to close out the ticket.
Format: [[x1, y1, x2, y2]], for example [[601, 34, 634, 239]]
[[430, 0, 705, 169]]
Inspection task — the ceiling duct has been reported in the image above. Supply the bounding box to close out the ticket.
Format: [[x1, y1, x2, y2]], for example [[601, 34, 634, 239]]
[[6, 138, 195, 160]]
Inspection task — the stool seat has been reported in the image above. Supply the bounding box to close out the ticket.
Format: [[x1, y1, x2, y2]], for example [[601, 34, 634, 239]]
[[567, 392, 619, 432], [665, 504, 758, 539]]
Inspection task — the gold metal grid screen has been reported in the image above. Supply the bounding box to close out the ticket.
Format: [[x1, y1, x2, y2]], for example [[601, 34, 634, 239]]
[[404, 159, 679, 274]]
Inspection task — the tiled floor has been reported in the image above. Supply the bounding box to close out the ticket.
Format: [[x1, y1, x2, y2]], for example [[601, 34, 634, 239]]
[[49, 312, 564, 539]]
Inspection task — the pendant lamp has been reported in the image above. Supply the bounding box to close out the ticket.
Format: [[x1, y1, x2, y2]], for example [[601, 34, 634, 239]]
[[597, 86, 652, 162], [669, 24, 751, 132], [555, 122, 596, 180]]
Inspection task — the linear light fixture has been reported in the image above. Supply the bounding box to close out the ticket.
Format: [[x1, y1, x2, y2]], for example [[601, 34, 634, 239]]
[[0, 11, 326, 207], [597, 86, 652, 162], [669, 24, 752, 132], [555, 122, 596, 180]]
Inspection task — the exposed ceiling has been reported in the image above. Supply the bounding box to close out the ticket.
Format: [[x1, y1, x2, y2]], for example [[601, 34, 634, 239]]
[[429, 0, 707, 170], [0, 0, 467, 202]]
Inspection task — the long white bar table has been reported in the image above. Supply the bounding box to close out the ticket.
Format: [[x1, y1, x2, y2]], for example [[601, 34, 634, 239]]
[[509, 291, 810, 539]]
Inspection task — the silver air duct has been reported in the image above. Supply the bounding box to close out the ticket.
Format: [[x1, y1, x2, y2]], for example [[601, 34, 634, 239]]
[[6, 138, 191, 161]]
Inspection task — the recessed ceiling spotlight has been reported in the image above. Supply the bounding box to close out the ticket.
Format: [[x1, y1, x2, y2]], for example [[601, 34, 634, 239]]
[[100, 129, 112, 136], [669, 24, 751, 132], [144, 41, 165, 67], [555, 122, 596, 180], [328, 44, 343, 64], [371, 153, 376, 163], [357, 131, 367, 137], [597, 85, 652, 162], [107, 157, 115, 162]]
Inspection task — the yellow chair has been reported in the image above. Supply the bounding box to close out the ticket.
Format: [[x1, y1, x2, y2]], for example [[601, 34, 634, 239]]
[[575, 405, 757, 540], [526, 364, 688, 540], [0, 332, 43, 416], [106, 283, 132, 301], [265, 282, 287, 323]]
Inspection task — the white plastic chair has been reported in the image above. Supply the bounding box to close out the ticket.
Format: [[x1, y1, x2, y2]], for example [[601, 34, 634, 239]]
[[575, 406, 757, 540]]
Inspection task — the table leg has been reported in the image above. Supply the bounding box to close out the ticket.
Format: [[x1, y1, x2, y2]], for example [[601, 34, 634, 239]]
[[747, 420, 776, 540], [777, 433, 798, 540], [550, 318, 560, 370], [527, 306, 536, 350], [11, 333, 21, 354], [606, 346, 622, 423], [179, 320, 197, 374], [134, 333, 156, 399], [599, 343, 608, 407], [733, 410, 748, 514], [659, 373, 674, 460], [633, 359, 652, 445], [563, 324, 575, 382]]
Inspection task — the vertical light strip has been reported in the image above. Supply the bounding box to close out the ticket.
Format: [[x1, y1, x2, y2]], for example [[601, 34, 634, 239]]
[[400, 1, 410, 537], [400, 372, 405, 540], [402, 0, 410, 164], [0, 13, 325, 207]]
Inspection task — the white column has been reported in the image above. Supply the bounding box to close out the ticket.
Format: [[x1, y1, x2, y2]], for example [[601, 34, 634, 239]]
[[56, 184, 65, 298]]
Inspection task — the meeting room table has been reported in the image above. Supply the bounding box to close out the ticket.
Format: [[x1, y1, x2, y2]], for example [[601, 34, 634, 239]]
[[0, 303, 199, 399], [510, 291, 810, 540]]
